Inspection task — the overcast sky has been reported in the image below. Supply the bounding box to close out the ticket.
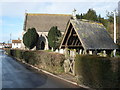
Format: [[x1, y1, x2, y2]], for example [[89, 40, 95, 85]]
[[0, 0, 119, 43]]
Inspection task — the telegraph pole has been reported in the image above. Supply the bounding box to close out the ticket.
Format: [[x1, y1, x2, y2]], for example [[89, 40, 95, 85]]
[[10, 33, 12, 43], [113, 10, 116, 57]]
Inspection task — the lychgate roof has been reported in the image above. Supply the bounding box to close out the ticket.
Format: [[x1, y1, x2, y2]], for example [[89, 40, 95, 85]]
[[23, 13, 72, 32], [60, 19, 118, 50]]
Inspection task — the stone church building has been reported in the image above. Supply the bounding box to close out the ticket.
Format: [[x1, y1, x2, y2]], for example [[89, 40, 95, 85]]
[[22, 13, 72, 50], [22, 12, 118, 55]]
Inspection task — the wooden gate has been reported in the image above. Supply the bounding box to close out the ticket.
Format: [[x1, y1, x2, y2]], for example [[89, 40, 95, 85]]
[[64, 49, 76, 75]]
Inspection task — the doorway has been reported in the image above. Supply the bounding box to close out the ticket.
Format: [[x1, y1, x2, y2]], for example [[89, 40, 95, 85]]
[[41, 41, 45, 50]]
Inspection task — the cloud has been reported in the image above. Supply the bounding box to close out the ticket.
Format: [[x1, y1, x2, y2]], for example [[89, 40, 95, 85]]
[[36, 2, 119, 17], [1, 1, 119, 17], [90, 2, 118, 17], [1, 1, 119, 42], [1, 2, 40, 17], [0, 19, 2, 26], [0, 0, 120, 2]]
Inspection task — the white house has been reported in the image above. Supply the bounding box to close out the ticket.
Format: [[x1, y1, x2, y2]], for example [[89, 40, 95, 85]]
[[0, 43, 4, 48], [12, 39, 21, 49]]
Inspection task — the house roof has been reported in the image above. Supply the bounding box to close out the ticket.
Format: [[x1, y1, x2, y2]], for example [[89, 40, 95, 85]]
[[23, 13, 72, 32], [12, 40, 21, 43], [60, 19, 118, 50]]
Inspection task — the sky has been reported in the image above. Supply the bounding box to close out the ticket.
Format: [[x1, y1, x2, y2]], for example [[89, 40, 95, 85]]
[[0, 0, 120, 43]]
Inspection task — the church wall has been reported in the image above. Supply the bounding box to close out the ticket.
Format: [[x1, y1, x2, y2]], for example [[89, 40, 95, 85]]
[[21, 30, 64, 50]]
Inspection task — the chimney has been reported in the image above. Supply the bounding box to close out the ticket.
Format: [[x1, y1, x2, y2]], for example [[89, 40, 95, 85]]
[[18, 38, 20, 40]]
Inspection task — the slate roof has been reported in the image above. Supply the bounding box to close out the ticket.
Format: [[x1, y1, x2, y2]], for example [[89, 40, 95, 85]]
[[24, 13, 72, 32], [60, 19, 118, 50]]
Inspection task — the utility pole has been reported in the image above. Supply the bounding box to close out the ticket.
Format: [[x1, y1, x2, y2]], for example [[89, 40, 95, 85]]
[[10, 33, 12, 43], [113, 10, 116, 57]]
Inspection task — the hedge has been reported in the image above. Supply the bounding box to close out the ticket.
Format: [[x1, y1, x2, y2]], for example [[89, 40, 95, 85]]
[[6, 49, 65, 74], [75, 55, 120, 88]]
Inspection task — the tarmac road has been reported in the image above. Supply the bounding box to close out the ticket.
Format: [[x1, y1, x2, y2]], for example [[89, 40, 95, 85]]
[[1, 50, 85, 88]]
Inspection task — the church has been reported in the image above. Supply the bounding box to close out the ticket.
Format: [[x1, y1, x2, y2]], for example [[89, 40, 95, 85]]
[[21, 11, 118, 55], [22, 13, 72, 50]]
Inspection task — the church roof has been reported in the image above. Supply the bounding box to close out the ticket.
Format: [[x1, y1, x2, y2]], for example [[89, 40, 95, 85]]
[[23, 13, 72, 32], [60, 19, 118, 50]]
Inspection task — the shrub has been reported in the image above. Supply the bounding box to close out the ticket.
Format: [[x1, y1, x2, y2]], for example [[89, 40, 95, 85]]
[[48, 26, 62, 51], [23, 51, 38, 65], [23, 28, 39, 49], [14, 49, 24, 59], [6, 49, 11, 55], [6, 49, 65, 74], [75, 55, 119, 88], [27, 51, 65, 74]]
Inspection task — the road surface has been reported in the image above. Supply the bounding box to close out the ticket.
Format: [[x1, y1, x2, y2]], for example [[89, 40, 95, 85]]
[[1, 50, 84, 88]]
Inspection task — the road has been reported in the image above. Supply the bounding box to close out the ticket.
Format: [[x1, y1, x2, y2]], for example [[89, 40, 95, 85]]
[[1, 50, 84, 88]]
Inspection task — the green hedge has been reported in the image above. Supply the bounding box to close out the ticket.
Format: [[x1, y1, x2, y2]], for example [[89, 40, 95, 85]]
[[6, 49, 65, 74], [11, 49, 24, 59], [75, 55, 120, 88], [6, 49, 11, 55]]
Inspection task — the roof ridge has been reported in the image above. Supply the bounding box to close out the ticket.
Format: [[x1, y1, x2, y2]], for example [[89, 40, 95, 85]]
[[72, 19, 103, 26], [27, 13, 72, 16], [13, 40, 19, 41]]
